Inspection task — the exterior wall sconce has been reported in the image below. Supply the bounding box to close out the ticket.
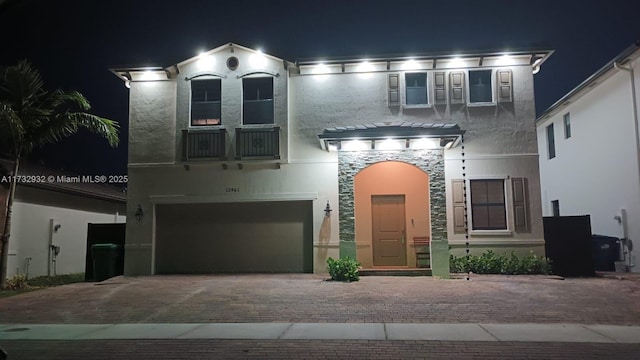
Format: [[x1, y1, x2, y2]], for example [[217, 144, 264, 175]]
[[324, 201, 332, 217], [135, 205, 144, 222]]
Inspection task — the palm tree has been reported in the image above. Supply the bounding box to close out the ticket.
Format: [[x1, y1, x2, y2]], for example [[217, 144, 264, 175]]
[[0, 60, 119, 289]]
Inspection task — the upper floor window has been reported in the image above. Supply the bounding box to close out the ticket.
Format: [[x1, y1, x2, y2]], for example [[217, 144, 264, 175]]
[[546, 123, 556, 159], [470, 179, 507, 230], [405, 72, 428, 105], [551, 200, 560, 217], [243, 77, 274, 125], [563, 113, 571, 139], [191, 79, 221, 126], [468, 69, 493, 103]]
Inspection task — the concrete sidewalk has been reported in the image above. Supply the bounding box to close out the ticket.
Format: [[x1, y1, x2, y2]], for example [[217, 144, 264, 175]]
[[2, 322, 640, 343]]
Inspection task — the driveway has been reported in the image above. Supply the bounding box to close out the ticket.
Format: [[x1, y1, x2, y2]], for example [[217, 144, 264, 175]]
[[1, 273, 639, 325]]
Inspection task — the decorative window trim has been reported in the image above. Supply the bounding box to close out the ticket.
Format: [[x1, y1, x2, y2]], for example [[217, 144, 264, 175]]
[[402, 104, 433, 109], [467, 176, 511, 233], [190, 78, 222, 127], [185, 72, 227, 81], [242, 76, 275, 125], [404, 72, 429, 106], [467, 69, 495, 105], [236, 70, 280, 79]]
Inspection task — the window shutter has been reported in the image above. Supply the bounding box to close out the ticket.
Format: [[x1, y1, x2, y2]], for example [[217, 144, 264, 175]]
[[452, 179, 466, 234], [449, 71, 465, 104], [512, 177, 530, 233], [434, 72, 446, 105], [497, 69, 513, 103], [388, 74, 400, 106]]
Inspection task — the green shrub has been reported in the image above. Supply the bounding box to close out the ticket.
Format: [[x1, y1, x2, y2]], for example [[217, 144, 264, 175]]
[[327, 256, 360, 282], [450, 251, 551, 275], [5, 274, 28, 290]]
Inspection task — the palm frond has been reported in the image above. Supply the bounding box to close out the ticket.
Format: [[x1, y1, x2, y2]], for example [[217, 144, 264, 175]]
[[23, 111, 119, 152], [0, 60, 120, 155]]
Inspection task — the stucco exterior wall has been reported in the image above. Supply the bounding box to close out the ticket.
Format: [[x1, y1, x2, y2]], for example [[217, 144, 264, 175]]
[[289, 66, 537, 160], [7, 186, 125, 278], [129, 81, 177, 164], [175, 46, 289, 160], [122, 46, 545, 275], [124, 162, 340, 275], [537, 60, 640, 270]]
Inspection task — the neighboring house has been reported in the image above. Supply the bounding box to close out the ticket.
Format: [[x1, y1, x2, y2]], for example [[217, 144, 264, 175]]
[[536, 41, 640, 272], [111, 43, 552, 278], [0, 161, 126, 278]]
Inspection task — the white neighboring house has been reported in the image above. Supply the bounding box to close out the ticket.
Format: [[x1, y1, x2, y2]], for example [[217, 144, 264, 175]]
[[1, 161, 126, 279], [536, 41, 640, 272]]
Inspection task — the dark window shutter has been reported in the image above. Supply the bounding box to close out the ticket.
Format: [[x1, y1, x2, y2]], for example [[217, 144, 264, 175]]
[[497, 70, 513, 103], [434, 72, 446, 105], [452, 179, 466, 234], [449, 71, 465, 104], [388, 74, 399, 106], [512, 177, 530, 233]]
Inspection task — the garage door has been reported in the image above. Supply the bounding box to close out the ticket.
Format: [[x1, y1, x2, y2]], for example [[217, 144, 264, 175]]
[[155, 201, 313, 273]]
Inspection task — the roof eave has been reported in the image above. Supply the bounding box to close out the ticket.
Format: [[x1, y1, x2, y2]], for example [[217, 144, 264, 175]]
[[536, 40, 640, 123]]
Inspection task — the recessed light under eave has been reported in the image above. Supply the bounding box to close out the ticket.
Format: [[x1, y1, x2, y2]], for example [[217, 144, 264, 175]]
[[317, 122, 465, 152]]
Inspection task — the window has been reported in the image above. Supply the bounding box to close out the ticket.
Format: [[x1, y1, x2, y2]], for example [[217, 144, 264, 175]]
[[551, 200, 560, 217], [405, 72, 428, 105], [470, 179, 507, 230], [468, 70, 493, 103], [191, 79, 221, 126], [563, 113, 571, 139], [546, 123, 556, 159], [243, 77, 274, 125]]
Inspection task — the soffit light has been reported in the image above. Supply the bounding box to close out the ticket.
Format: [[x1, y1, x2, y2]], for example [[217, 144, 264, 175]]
[[449, 57, 464, 68], [356, 61, 374, 72], [139, 70, 165, 81], [401, 59, 420, 70], [196, 53, 216, 70], [496, 55, 514, 66], [342, 140, 370, 151], [249, 50, 268, 68], [410, 138, 441, 150], [376, 138, 404, 150], [313, 63, 330, 74]]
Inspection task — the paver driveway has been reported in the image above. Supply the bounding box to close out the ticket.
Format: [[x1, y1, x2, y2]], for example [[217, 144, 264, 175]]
[[1, 273, 639, 325]]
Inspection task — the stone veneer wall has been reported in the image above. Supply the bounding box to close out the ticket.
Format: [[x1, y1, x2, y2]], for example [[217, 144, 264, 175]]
[[338, 149, 447, 244]]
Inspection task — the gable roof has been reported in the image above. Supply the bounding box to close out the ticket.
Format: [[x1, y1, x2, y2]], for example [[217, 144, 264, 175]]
[[176, 42, 286, 68], [536, 40, 640, 123]]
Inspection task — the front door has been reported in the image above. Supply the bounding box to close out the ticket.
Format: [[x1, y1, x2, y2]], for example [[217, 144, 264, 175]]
[[372, 195, 407, 266]]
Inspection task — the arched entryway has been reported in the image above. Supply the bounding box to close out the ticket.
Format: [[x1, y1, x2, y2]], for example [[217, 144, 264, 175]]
[[354, 161, 430, 268]]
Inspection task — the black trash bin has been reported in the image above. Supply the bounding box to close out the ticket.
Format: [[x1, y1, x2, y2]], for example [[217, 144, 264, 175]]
[[91, 243, 121, 281], [591, 235, 620, 271]]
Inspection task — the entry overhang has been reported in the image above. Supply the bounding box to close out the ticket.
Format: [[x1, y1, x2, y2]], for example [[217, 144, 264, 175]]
[[317, 122, 465, 151]]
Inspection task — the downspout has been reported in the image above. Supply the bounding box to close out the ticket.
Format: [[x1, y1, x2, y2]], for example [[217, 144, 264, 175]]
[[614, 61, 639, 268]]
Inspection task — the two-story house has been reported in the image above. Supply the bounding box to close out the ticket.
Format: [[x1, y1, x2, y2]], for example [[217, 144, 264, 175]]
[[111, 43, 552, 278], [536, 41, 640, 272]]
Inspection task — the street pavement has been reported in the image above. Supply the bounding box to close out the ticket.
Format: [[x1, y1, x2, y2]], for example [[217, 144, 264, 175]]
[[1, 273, 639, 359]]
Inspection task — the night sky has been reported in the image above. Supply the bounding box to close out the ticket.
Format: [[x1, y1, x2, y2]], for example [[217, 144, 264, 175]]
[[1, 0, 639, 176]]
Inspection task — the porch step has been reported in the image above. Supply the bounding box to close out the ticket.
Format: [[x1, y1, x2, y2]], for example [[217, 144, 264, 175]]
[[358, 268, 432, 277]]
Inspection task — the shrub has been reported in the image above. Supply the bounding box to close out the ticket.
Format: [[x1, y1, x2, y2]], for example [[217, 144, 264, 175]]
[[5, 274, 28, 290], [450, 251, 551, 275], [327, 256, 360, 282]]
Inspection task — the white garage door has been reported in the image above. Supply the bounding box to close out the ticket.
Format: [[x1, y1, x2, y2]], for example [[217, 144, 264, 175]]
[[154, 201, 313, 273]]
